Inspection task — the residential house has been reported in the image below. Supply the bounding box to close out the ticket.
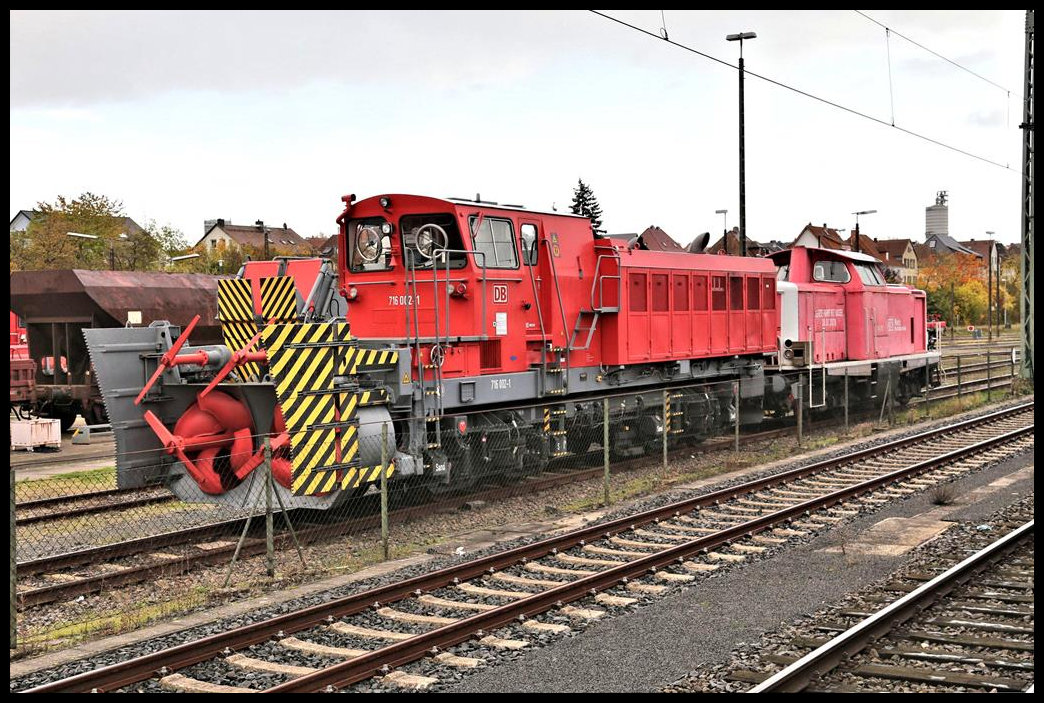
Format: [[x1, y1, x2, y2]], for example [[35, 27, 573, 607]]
[[194, 219, 309, 255], [9, 210, 38, 232], [704, 227, 783, 257], [957, 238, 1000, 283], [317, 234, 338, 258], [923, 233, 982, 260], [874, 238, 918, 284], [791, 223, 884, 261], [10, 209, 145, 236]]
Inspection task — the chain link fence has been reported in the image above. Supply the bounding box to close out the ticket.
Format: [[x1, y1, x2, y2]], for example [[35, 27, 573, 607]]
[[10, 346, 1025, 653]]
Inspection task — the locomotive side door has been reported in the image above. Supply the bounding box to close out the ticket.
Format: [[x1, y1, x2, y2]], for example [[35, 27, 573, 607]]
[[709, 274, 728, 354], [519, 219, 547, 345], [535, 226, 568, 350]]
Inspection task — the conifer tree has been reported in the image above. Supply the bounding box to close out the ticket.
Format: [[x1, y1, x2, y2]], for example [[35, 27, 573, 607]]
[[569, 179, 604, 232]]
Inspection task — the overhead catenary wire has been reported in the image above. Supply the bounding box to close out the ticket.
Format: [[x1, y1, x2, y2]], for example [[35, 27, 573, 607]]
[[589, 10, 1017, 174], [853, 9, 1022, 101]]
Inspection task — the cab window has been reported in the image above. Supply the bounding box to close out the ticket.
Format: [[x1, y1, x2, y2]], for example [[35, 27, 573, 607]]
[[812, 260, 851, 283], [854, 262, 885, 285], [400, 213, 467, 270], [519, 223, 538, 265], [348, 218, 393, 272], [469, 216, 519, 269]]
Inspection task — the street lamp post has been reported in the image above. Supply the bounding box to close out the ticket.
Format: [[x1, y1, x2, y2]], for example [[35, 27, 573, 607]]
[[984, 232, 997, 341], [715, 209, 728, 237], [68, 231, 127, 270], [852, 210, 877, 253], [726, 31, 756, 257]]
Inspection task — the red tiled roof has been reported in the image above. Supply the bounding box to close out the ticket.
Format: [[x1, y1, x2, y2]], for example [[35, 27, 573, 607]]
[[957, 239, 996, 260], [873, 239, 912, 262], [196, 222, 308, 250]]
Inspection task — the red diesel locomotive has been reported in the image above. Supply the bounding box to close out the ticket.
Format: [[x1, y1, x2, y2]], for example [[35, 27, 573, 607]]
[[84, 193, 940, 509]]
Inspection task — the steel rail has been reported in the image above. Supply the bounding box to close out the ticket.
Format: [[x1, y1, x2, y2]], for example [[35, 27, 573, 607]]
[[266, 424, 1034, 692], [20, 402, 1032, 693], [749, 519, 1035, 693], [15, 494, 175, 527]]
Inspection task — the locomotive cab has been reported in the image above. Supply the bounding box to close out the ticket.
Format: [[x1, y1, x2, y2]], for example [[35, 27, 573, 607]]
[[772, 246, 928, 366], [339, 193, 594, 386]]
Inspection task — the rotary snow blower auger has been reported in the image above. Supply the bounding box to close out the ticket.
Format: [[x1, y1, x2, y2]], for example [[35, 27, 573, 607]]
[[82, 259, 405, 510]]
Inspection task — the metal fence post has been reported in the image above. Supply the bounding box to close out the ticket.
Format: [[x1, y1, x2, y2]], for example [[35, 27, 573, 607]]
[[796, 380, 803, 447], [662, 389, 669, 477], [10, 467, 15, 650], [381, 423, 389, 561], [603, 398, 610, 507], [986, 349, 992, 402], [956, 356, 963, 408], [924, 361, 931, 419], [733, 382, 740, 452], [1010, 346, 1016, 397], [265, 437, 274, 578], [843, 368, 849, 434]]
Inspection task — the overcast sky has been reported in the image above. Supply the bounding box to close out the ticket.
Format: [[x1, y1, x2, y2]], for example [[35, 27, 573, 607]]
[[10, 10, 1028, 247]]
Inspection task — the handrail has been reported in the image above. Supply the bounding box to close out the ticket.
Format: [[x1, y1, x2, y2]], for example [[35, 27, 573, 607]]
[[538, 239, 570, 350], [590, 247, 622, 312]]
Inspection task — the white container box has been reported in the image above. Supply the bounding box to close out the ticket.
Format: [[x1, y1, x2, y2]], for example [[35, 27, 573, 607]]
[[10, 419, 62, 451]]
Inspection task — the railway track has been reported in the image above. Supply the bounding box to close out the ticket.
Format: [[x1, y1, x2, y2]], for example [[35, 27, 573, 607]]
[[749, 519, 1034, 693], [13, 364, 1022, 612], [18, 401, 1032, 693], [11, 421, 799, 610], [14, 487, 175, 527]]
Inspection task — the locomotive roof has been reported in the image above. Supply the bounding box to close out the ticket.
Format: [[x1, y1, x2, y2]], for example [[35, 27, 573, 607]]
[[769, 246, 882, 265], [443, 197, 588, 220]]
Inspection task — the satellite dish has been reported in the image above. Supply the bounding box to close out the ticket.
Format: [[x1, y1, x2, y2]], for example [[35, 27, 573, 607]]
[[688, 232, 710, 254]]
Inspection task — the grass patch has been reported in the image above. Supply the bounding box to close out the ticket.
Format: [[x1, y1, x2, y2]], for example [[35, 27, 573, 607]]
[[16, 587, 211, 656], [15, 466, 117, 502]]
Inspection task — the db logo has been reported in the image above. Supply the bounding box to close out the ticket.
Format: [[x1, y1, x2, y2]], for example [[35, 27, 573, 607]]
[[493, 284, 508, 304]]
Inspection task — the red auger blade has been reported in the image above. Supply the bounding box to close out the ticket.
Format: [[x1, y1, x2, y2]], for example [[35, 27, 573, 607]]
[[134, 314, 201, 405], [199, 328, 264, 399]]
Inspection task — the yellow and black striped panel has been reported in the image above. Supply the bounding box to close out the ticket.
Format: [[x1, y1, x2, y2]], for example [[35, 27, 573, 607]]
[[259, 276, 299, 322], [263, 321, 369, 495], [218, 278, 262, 381], [337, 347, 399, 375], [222, 321, 263, 382], [217, 278, 256, 323], [340, 462, 395, 490]]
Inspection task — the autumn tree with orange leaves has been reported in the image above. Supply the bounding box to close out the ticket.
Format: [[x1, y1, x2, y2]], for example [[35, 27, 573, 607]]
[[917, 251, 990, 327]]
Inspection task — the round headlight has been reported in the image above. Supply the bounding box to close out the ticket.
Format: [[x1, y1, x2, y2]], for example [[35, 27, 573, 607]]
[[379, 196, 391, 209], [356, 226, 382, 262], [381, 222, 393, 235]]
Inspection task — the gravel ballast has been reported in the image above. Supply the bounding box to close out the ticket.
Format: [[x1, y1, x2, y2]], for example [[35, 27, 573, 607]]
[[9, 396, 1032, 692]]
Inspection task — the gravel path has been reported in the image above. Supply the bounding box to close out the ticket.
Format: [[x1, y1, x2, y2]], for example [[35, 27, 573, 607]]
[[441, 449, 1033, 693]]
